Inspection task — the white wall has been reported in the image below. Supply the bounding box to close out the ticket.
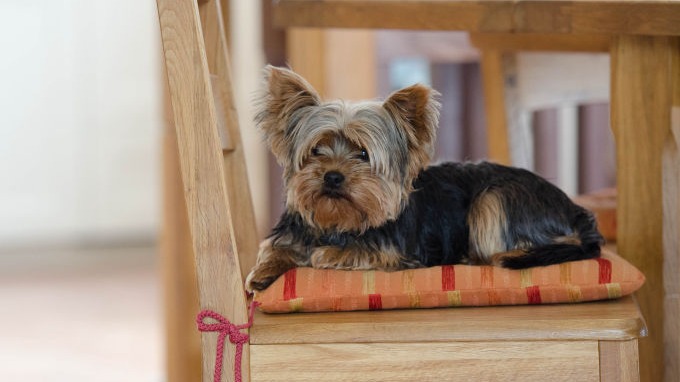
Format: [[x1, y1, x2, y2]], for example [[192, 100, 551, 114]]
[[0, 0, 271, 248], [0, 1, 163, 247]]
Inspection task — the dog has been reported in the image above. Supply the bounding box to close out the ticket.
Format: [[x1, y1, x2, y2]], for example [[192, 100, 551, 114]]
[[245, 66, 604, 292]]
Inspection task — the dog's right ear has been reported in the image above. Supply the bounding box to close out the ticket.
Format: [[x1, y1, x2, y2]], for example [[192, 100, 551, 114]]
[[255, 65, 321, 164]]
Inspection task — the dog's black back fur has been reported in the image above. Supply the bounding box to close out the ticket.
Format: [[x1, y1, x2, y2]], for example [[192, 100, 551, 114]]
[[271, 162, 603, 269]]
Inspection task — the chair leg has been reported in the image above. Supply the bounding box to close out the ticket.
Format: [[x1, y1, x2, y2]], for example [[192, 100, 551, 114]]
[[557, 104, 579, 195], [599, 340, 640, 382]]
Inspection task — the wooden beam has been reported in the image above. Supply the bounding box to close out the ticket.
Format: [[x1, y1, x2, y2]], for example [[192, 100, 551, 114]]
[[275, 1, 514, 32], [470, 33, 610, 52], [274, 0, 680, 36], [611, 34, 680, 382]]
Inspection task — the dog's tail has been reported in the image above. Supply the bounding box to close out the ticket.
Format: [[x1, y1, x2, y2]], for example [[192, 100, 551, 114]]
[[501, 210, 604, 269]]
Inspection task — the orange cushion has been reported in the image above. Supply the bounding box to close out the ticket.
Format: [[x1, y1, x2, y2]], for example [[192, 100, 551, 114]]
[[254, 250, 644, 313]]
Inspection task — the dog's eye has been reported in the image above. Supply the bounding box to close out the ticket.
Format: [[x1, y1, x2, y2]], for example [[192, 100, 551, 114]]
[[311, 147, 321, 156], [358, 149, 369, 162]]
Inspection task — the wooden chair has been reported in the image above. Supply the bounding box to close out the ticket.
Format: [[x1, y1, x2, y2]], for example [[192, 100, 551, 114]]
[[157, 1, 645, 380], [471, 33, 612, 195]]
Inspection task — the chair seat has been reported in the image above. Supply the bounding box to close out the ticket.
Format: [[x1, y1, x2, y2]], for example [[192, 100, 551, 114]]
[[250, 295, 644, 344], [250, 296, 644, 381]]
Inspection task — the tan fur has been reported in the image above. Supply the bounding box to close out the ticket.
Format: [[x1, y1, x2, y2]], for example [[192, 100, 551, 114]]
[[256, 66, 322, 166], [245, 238, 311, 292], [287, 131, 404, 232], [553, 234, 582, 245], [467, 190, 509, 265], [310, 245, 404, 271], [382, 84, 440, 189], [490, 249, 527, 267]]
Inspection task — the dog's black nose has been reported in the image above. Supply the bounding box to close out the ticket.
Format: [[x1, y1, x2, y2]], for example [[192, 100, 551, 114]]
[[323, 171, 345, 189]]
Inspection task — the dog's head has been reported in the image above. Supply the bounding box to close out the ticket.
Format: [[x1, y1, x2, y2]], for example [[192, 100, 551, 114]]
[[256, 66, 440, 233]]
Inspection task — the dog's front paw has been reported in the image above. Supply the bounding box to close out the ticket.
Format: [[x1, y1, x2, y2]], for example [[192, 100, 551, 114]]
[[247, 239, 308, 292], [246, 266, 280, 292], [246, 257, 297, 292]]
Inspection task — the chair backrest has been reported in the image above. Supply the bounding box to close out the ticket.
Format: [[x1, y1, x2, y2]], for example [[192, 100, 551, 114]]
[[157, 0, 257, 380], [471, 33, 611, 194]]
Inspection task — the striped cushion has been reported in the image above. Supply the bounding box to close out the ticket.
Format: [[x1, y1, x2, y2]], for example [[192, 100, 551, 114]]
[[254, 250, 644, 313]]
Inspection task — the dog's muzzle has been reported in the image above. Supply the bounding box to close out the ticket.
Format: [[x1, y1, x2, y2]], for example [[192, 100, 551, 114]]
[[322, 171, 346, 197], [323, 171, 345, 189]]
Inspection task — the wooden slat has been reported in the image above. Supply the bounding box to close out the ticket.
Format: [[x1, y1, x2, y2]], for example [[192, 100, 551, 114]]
[[513, 1, 680, 36], [600, 340, 640, 382], [219, 0, 230, 47], [275, 1, 514, 32], [470, 33, 610, 52], [250, 296, 645, 345], [251, 341, 600, 381], [610, 35, 680, 382], [162, 79, 202, 382], [210, 74, 234, 151], [274, 0, 680, 36], [156, 1, 249, 381], [199, 0, 235, 152], [197, 0, 259, 279]]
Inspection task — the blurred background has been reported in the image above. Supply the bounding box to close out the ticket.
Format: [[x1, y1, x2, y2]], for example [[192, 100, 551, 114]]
[[0, 1, 164, 381], [0, 1, 614, 381]]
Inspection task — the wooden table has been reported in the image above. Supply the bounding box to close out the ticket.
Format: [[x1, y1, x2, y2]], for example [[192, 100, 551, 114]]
[[273, 1, 680, 381]]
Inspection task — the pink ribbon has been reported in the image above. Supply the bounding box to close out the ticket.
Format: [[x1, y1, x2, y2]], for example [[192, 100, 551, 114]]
[[196, 300, 260, 382]]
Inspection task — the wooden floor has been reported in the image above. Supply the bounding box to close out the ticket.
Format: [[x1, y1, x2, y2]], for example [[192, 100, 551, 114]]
[[0, 245, 163, 382]]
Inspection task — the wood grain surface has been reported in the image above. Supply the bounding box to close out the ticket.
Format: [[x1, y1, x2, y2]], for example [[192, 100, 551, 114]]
[[251, 296, 645, 345], [157, 0, 254, 380], [251, 341, 601, 381], [275, 1, 680, 36]]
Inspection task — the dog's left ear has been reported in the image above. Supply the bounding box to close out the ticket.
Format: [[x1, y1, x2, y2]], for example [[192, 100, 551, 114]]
[[383, 84, 440, 178]]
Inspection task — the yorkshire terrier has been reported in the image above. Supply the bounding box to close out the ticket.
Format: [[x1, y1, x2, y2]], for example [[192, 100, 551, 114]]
[[245, 66, 603, 292]]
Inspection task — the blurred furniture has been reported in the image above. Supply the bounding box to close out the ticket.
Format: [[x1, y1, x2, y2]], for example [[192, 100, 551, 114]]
[[471, 33, 610, 195], [275, 2, 679, 381], [375, 31, 487, 165], [470, 34, 617, 241], [158, 0, 646, 381], [574, 188, 618, 243]]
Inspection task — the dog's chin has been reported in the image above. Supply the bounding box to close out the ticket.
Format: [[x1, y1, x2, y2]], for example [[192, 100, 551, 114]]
[[308, 192, 370, 233], [291, 180, 407, 233], [320, 188, 349, 200]]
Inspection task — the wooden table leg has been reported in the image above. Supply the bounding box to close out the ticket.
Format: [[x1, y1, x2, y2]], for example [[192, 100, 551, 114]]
[[287, 27, 376, 101], [479, 49, 512, 165], [287, 28, 328, 95], [610, 35, 680, 382]]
